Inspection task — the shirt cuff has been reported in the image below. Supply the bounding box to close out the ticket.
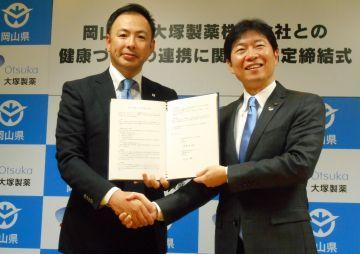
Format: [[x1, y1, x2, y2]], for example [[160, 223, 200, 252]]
[[226, 166, 228, 183], [101, 187, 120, 206], [152, 201, 164, 221]]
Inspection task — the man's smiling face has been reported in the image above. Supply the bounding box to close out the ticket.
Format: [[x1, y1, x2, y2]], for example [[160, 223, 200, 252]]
[[227, 30, 279, 94], [105, 12, 155, 78]]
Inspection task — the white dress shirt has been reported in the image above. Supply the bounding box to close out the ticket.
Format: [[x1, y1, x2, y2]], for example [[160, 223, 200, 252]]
[[109, 63, 142, 100]]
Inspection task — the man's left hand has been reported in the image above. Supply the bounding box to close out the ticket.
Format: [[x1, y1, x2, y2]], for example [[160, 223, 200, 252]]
[[194, 165, 227, 187], [142, 173, 170, 189]]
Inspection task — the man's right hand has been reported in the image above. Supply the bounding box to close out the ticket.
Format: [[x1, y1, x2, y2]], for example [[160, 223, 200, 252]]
[[108, 190, 155, 228]]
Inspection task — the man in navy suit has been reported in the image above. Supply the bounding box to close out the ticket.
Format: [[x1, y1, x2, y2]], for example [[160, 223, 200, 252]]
[[122, 19, 325, 254], [55, 4, 177, 254]]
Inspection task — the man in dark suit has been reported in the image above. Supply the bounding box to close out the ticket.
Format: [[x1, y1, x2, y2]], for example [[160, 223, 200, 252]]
[[121, 19, 325, 254], [55, 4, 177, 254]]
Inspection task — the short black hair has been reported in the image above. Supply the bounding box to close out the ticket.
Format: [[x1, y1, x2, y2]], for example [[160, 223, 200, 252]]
[[106, 3, 156, 38], [224, 19, 278, 61]]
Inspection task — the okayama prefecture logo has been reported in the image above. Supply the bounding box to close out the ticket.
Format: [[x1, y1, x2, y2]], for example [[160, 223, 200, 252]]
[[325, 103, 338, 130], [0, 201, 22, 229], [310, 208, 339, 238], [0, 100, 27, 127], [2, 2, 33, 29]]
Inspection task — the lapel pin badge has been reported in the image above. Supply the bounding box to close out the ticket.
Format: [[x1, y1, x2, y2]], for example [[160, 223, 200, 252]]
[[152, 93, 156, 97], [268, 102, 278, 111]]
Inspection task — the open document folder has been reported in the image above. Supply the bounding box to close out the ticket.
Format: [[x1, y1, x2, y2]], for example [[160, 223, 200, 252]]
[[108, 93, 220, 180]]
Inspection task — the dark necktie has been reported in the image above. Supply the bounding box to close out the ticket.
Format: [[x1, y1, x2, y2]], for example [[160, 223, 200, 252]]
[[239, 97, 258, 162], [120, 79, 133, 99]]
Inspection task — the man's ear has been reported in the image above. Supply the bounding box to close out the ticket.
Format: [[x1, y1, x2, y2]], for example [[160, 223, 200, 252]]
[[105, 34, 111, 52], [145, 39, 155, 60], [150, 39, 156, 55], [150, 39, 155, 52], [274, 49, 279, 64]]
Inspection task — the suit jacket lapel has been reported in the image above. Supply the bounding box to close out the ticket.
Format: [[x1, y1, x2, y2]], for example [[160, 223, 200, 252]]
[[225, 96, 244, 164], [92, 69, 116, 122], [245, 82, 287, 161], [141, 77, 158, 101]]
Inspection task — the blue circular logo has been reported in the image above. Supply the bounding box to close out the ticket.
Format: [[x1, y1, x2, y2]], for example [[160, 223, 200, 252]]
[[0, 55, 5, 67]]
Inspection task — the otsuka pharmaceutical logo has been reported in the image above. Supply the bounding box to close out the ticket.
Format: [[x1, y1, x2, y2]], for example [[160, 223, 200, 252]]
[[0, 55, 5, 67]]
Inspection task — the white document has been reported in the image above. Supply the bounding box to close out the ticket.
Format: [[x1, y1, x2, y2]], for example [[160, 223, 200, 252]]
[[108, 93, 219, 180]]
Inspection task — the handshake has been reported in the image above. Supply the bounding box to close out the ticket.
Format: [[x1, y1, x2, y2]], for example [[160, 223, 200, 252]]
[[111, 190, 159, 229], [107, 173, 167, 229], [108, 165, 227, 229]]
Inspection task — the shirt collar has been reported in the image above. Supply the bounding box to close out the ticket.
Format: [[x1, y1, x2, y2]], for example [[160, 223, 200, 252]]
[[242, 80, 276, 111], [109, 63, 142, 92]]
